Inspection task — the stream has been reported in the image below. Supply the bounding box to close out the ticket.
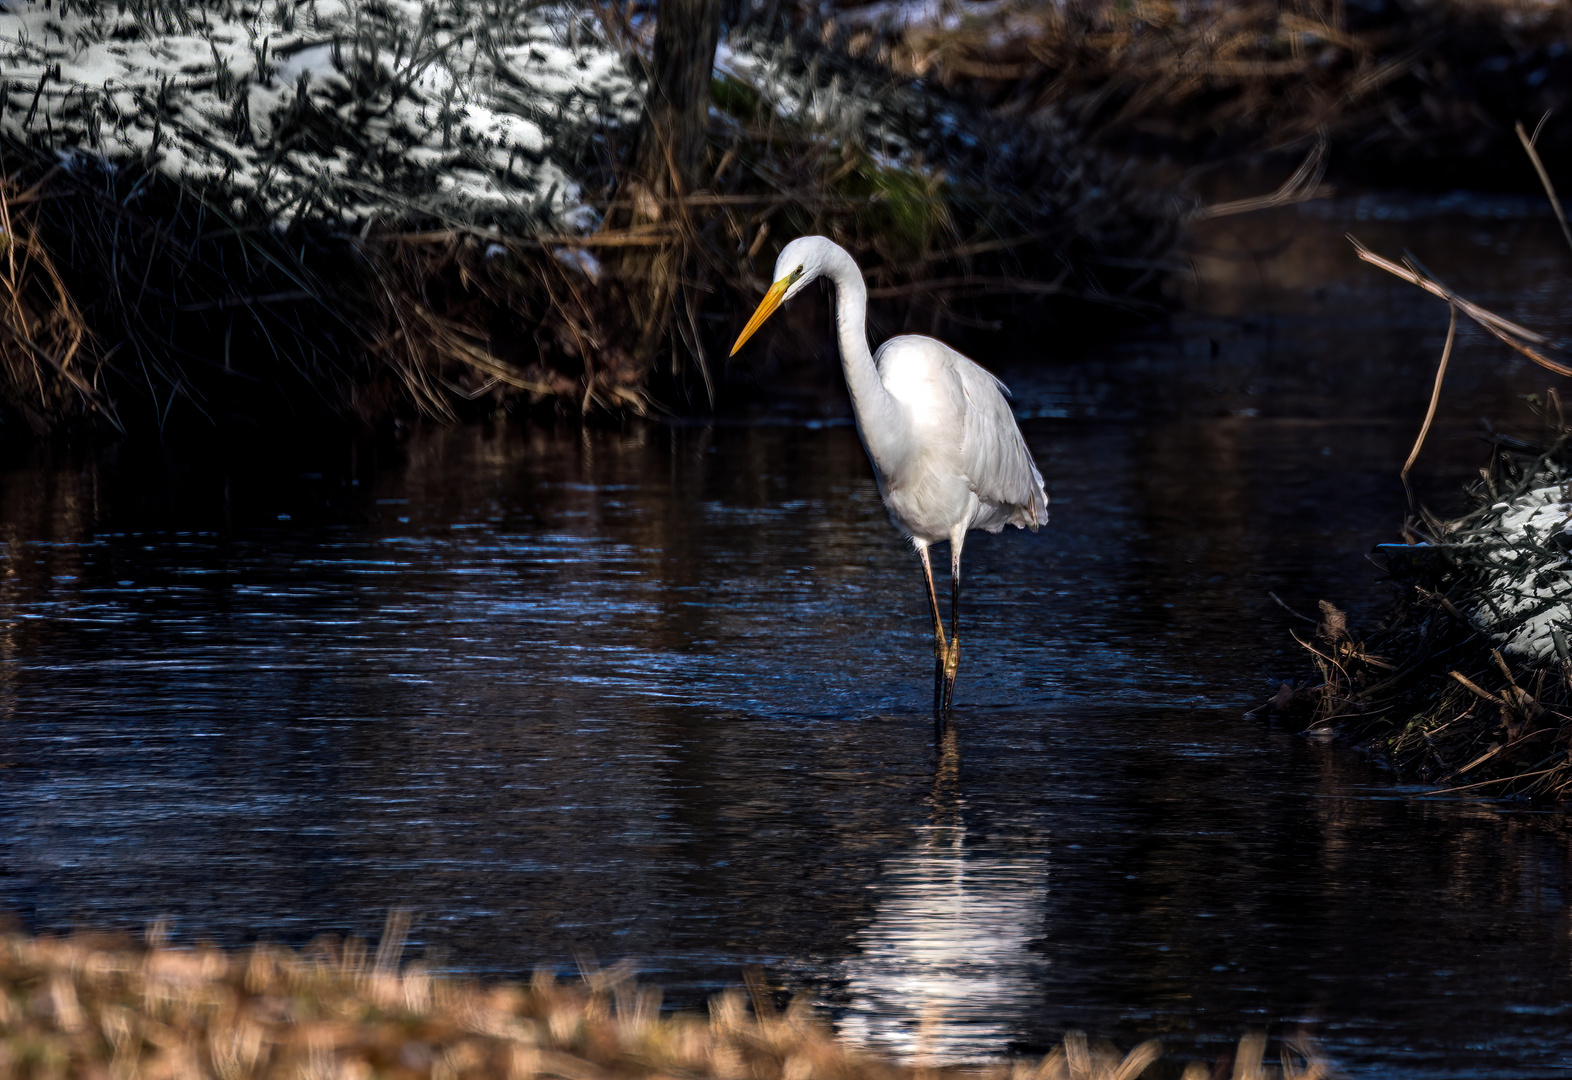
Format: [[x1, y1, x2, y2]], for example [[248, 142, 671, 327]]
[[2, 192, 1572, 1077]]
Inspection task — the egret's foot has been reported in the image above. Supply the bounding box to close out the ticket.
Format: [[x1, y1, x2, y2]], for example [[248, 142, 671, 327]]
[[941, 634, 960, 711]]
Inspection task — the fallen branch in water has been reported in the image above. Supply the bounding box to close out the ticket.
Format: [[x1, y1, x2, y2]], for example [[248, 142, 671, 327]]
[[1347, 237, 1569, 376]]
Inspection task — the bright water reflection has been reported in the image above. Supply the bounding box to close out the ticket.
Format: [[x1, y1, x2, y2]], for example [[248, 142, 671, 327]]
[[0, 194, 1571, 1077], [839, 733, 1051, 1062]]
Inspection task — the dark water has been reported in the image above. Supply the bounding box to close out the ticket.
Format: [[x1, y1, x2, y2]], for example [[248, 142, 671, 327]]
[[3, 194, 1572, 1077]]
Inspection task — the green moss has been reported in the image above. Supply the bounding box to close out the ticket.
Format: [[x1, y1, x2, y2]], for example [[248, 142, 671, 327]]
[[835, 155, 951, 261], [711, 75, 761, 123]]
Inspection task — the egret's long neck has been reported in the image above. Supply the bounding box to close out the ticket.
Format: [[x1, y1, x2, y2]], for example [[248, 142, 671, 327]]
[[824, 248, 905, 467]]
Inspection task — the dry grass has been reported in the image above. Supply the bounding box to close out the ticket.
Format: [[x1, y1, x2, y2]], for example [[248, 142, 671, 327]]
[[845, 0, 1391, 144], [360, 231, 649, 418], [3, 148, 365, 431], [0, 143, 663, 428], [0, 166, 114, 432], [0, 923, 1333, 1080]]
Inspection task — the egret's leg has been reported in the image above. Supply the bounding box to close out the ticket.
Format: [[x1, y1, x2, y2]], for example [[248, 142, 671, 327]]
[[941, 528, 966, 710], [916, 541, 947, 715]]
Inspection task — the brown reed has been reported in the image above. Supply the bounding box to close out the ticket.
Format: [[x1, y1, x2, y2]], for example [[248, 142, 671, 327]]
[[0, 166, 115, 433]]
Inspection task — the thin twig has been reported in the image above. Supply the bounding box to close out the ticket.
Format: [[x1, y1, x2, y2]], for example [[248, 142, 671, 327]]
[[1516, 119, 1572, 259], [1268, 591, 1321, 624], [1350, 237, 1548, 343], [1423, 764, 1562, 796], [1449, 670, 1505, 706], [1350, 236, 1572, 377], [1402, 302, 1456, 503]]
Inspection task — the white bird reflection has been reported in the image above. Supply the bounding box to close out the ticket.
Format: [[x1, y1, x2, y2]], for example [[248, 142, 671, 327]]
[[837, 729, 1051, 1062]]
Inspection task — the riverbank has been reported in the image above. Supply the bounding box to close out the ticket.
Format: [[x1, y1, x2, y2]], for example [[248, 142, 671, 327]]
[[9, 0, 1568, 436], [1267, 426, 1572, 801], [814, 0, 1572, 190], [1256, 122, 1572, 799], [0, 1, 1175, 436], [0, 925, 1327, 1080]]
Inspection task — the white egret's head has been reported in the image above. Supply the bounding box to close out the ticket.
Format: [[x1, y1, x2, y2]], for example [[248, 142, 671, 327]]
[[774, 235, 828, 302], [730, 235, 838, 356]]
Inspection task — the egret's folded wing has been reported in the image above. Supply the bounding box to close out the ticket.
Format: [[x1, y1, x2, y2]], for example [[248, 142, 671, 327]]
[[951, 353, 1048, 528]]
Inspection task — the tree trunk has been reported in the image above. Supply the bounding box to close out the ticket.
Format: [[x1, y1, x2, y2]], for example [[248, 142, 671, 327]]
[[615, 0, 722, 377], [637, 0, 723, 201]]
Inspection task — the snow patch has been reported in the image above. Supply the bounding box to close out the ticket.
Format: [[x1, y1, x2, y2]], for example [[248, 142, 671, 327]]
[[0, 0, 641, 231], [1460, 479, 1572, 662]]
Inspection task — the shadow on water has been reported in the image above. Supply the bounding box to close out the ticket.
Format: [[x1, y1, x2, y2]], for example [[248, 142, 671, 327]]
[[0, 192, 1571, 1076]]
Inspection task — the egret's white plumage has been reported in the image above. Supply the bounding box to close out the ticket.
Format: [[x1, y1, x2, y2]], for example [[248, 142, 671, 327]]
[[731, 235, 1048, 712]]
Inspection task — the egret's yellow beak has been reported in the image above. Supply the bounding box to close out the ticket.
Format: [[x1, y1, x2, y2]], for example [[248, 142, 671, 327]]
[[730, 276, 792, 356]]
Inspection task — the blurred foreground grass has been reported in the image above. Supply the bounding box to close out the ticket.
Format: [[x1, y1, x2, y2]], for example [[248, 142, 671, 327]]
[[0, 926, 1331, 1080]]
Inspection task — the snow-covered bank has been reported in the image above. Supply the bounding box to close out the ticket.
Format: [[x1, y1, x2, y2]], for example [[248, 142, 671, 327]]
[[1273, 448, 1572, 802], [0, 0, 637, 229], [0, 0, 1046, 234], [0, 1, 1177, 431]]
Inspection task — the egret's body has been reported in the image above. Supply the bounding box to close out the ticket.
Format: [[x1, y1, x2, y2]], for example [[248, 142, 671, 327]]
[[731, 236, 1048, 712]]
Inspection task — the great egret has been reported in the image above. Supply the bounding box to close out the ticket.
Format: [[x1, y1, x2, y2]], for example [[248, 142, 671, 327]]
[[730, 235, 1048, 713]]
